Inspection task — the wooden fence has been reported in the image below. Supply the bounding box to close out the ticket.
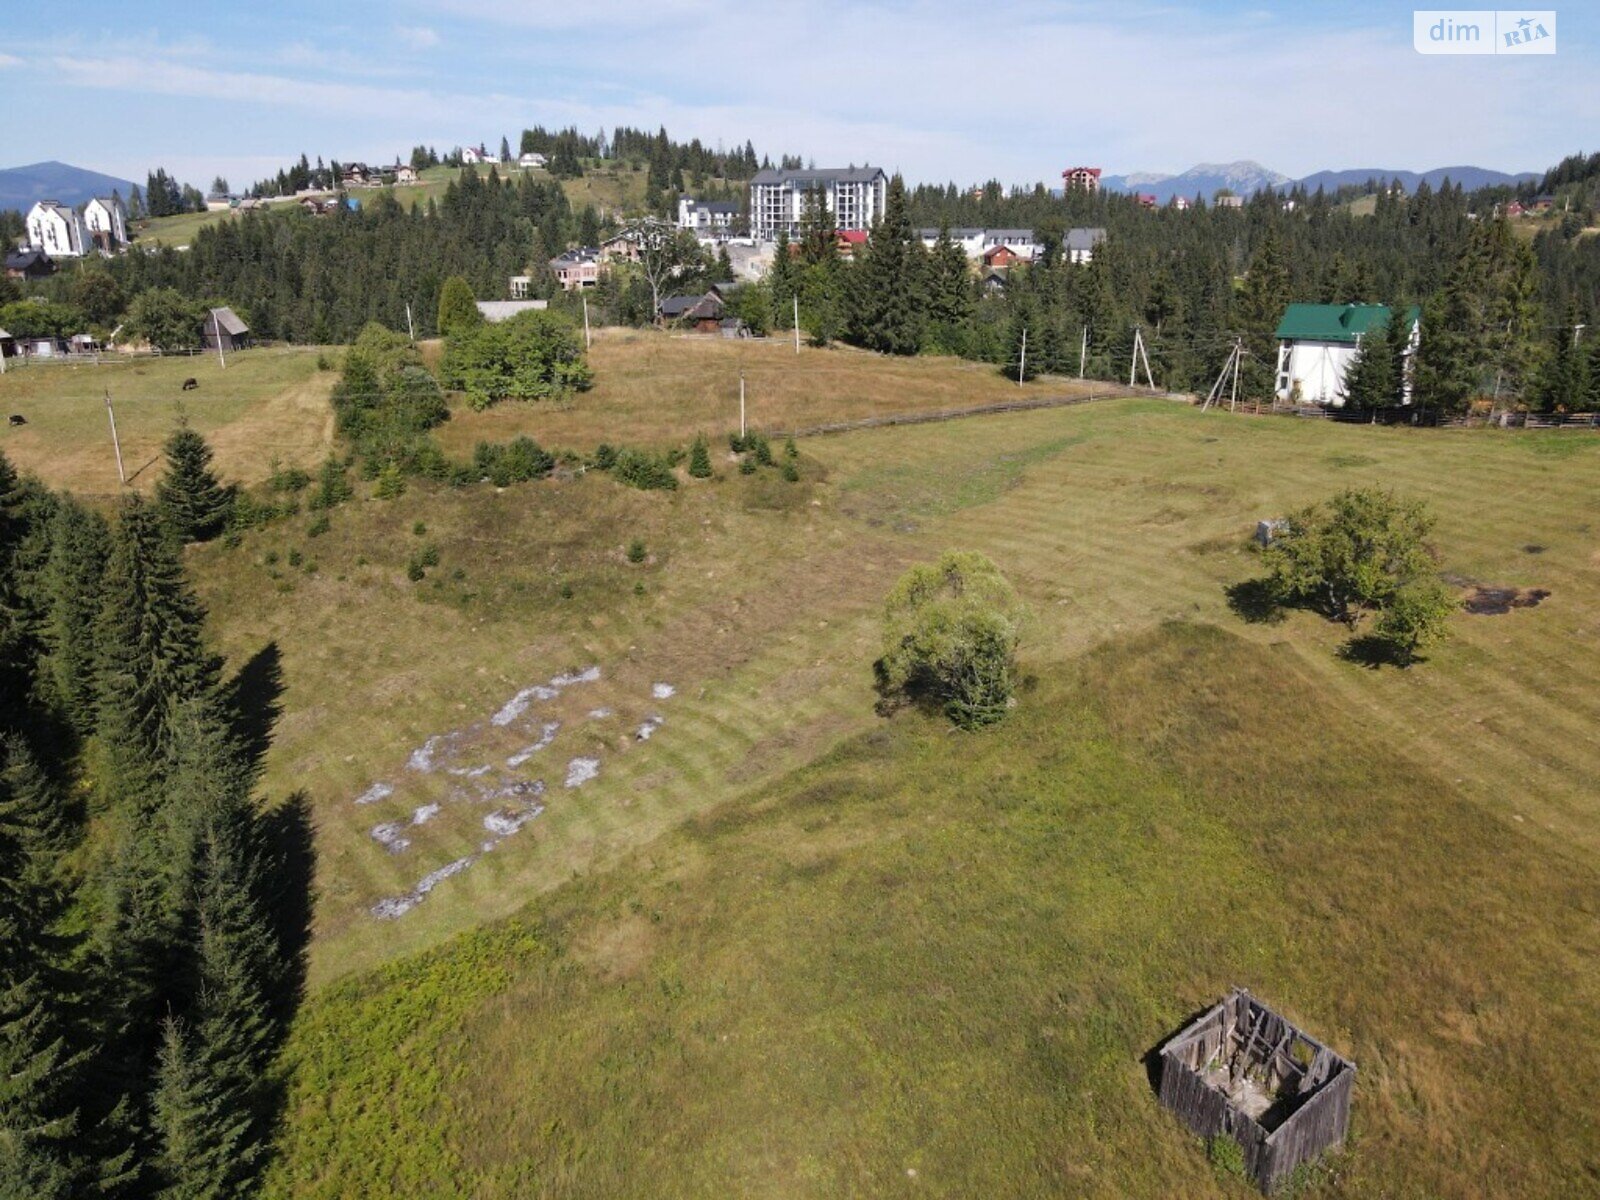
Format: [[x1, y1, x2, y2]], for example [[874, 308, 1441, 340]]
[[1157, 988, 1355, 1193], [759, 385, 1186, 440]]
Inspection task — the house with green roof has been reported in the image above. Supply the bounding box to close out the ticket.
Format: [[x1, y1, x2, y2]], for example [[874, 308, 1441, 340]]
[[1273, 303, 1420, 406]]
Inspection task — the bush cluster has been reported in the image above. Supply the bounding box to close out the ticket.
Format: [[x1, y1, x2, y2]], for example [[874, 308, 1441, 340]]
[[473, 437, 555, 486]]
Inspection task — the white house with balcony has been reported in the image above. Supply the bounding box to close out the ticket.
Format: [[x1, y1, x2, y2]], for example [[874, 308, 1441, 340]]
[[1273, 303, 1421, 406], [748, 166, 886, 241], [677, 196, 739, 235], [26, 201, 90, 258]]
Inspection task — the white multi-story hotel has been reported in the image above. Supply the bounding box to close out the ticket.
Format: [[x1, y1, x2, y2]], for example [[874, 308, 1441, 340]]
[[26, 201, 91, 258], [748, 166, 887, 241]]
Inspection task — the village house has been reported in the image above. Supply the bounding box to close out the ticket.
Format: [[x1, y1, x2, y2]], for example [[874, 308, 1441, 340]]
[[599, 229, 645, 263], [1065, 227, 1107, 265], [1274, 302, 1420, 406], [26, 201, 91, 258], [1215, 194, 1244, 209], [677, 196, 739, 235], [4, 248, 54, 280], [915, 227, 987, 259], [462, 144, 501, 166], [835, 228, 869, 258], [395, 164, 419, 185], [748, 166, 887, 241], [82, 195, 129, 251], [518, 151, 547, 169], [1063, 166, 1102, 192], [982, 242, 1025, 269], [657, 290, 726, 333], [550, 247, 602, 290], [509, 275, 532, 300]]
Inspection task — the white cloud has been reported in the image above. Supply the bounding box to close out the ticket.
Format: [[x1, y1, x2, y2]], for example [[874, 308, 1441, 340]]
[[0, 52, 22, 67], [394, 25, 440, 50]]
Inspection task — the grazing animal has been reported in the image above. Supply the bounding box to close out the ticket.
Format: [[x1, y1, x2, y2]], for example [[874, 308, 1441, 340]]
[[7, 414, 24, 427], [182, 377, 199, 391]]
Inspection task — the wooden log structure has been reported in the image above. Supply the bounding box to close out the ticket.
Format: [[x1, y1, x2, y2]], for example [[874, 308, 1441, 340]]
[[1157, 988, 1355, 1193]]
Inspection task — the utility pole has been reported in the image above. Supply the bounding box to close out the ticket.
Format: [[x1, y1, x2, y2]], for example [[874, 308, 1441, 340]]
[[1079, 325, 1087, 379], [105, 390, 126, 484], [405, 302, 415, 344], [1231, 341, 1242, 411], [582, 294, 592, 348], [1017, 327, 1027, 387], [793, 294, 801, 354], [1136, 328, 1156, 390], [212, 308, 226, 369], [739, 372, 747, 440]]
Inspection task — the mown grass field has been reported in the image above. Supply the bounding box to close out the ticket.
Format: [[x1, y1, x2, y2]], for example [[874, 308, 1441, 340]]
[[0, 346, 334, 493], [388, 160, 650, 217], [133, 206, 243, 247], [9, 338, 1599, 1195]]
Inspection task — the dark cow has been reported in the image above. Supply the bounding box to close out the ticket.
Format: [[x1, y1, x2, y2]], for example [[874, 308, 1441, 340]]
[[7, 414, 24, 427], [182, 377, 199, 391]]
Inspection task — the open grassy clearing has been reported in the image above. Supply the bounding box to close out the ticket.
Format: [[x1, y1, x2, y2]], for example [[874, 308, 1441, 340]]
[[132, 206, 241, 247], [262, 623, 1600, 1198], [12, 339, 1598, 1193], [388, 160, 648, 217], [0, 346, 335, 493], [434, 329, 1106, 454]]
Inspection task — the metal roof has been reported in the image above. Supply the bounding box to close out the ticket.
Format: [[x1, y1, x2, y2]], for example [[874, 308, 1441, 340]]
[[1065, 227, 1107, 251], [475, 300, 550, 322], [749, 166, 885, 186], [207, 306, 250, 335], [1275, 303, 1419, 343]]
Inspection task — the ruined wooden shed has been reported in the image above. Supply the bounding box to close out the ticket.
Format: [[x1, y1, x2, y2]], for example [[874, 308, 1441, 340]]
[[1158, 988, 1354, 1193]]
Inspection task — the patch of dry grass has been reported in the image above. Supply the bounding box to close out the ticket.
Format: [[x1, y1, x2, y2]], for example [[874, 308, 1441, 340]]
[[0, 346, 334, 494]]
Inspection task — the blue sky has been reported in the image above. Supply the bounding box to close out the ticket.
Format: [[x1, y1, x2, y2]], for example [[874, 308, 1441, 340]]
[[2, 1, 1595, 190]]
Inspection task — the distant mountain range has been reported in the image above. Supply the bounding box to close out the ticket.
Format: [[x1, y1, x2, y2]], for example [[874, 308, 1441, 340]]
[[1098, 160, 1539, 203], [0, 161, 139, 214]]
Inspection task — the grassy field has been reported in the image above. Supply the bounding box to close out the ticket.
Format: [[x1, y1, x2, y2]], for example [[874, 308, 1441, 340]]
[[133, 206, 242, 248], [388, 160, 650, 217], [434, 329, 1106, 454], [9, 340, 1599, 1194], [0, 346, 335, 493]]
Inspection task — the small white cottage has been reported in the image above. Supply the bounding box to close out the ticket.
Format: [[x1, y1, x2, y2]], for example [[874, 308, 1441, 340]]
[[1273, 303, 1420, 407]]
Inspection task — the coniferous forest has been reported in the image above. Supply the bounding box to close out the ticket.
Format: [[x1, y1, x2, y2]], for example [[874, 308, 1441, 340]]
[[8, 135, 1600, 411], [0, 445, 310, 1198]]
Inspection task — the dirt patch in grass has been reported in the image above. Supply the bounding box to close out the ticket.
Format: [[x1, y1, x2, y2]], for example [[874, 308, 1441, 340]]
[[1463, 585, 1551, 615]]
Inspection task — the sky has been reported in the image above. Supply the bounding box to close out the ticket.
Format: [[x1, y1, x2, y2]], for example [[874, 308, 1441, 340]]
[[2, 1, 1596, 191]]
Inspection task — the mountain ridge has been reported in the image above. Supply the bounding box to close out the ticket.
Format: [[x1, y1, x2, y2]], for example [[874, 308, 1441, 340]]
[[1099, 160, 1539, 202], [0, 160, 140, 215]]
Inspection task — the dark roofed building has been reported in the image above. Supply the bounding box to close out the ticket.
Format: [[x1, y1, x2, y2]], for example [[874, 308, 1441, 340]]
[[203, 306, 251, 352], [5, 247, 55, 279], [749, 166, 887, 240]]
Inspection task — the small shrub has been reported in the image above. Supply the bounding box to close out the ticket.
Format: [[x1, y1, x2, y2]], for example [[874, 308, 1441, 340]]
[[727, 432, 747, 454], [633, 581, 646, 597], [263, 550, 279, 566], [751, 435, 774, 466], [268, 460, 311, 493], [1207, 1135, 1247, 1180], [688, 434, 713, 479], [593, 443, 618, 470], [413, 520, 427, 536], [374, 463, 407, 499], [558, 581, 575, 599], [309, 456, 353, 511], [417, 544, 440, 568], [784, 436, 799, 460], [738, 457, 757, 476], [781, 462, 800, 483], [307, 513, 331, 538], [406, 560, 425, 582], [626, 538, 647, 564], [475, 436, 555, 487], [613, 448, 678, 491], [287, 548, 303, 568]]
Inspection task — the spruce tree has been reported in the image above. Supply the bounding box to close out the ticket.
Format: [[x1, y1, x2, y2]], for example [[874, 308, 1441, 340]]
[[149, 1017, 249, 1200], [688, 434, 712, 479], [155, 423, 233, 543], [769, 231, 798, 330], [1340, 320, 1395, 408], [0, 738, 82, 1200], [925, 221, 974, 352], [849, 175, 924, 356], [437, 276, 480, 338], [95, 496, 218, 805]]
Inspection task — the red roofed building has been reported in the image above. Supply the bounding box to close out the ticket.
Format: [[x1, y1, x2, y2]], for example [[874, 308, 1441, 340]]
[[982, 243, 1024, 268], [1063, 166, 1102, 192], [1136, 193, 1158, 208], [835, 228, 870, 257]]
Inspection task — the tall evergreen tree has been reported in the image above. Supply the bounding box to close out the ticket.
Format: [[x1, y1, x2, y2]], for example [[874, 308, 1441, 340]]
[[768, 231, 798, 331], [0, 738, 81, 1200], [436, 276, 480, 338], [39, 499, 109, 737], [95, 496, 217, 806], [1341, 318, 1396, 407], [849, 175, 925, 356], [155, 423, 233, 544]]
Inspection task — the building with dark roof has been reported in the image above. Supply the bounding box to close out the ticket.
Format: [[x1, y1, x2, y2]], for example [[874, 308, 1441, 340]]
[[748, 166, 886, 241]]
